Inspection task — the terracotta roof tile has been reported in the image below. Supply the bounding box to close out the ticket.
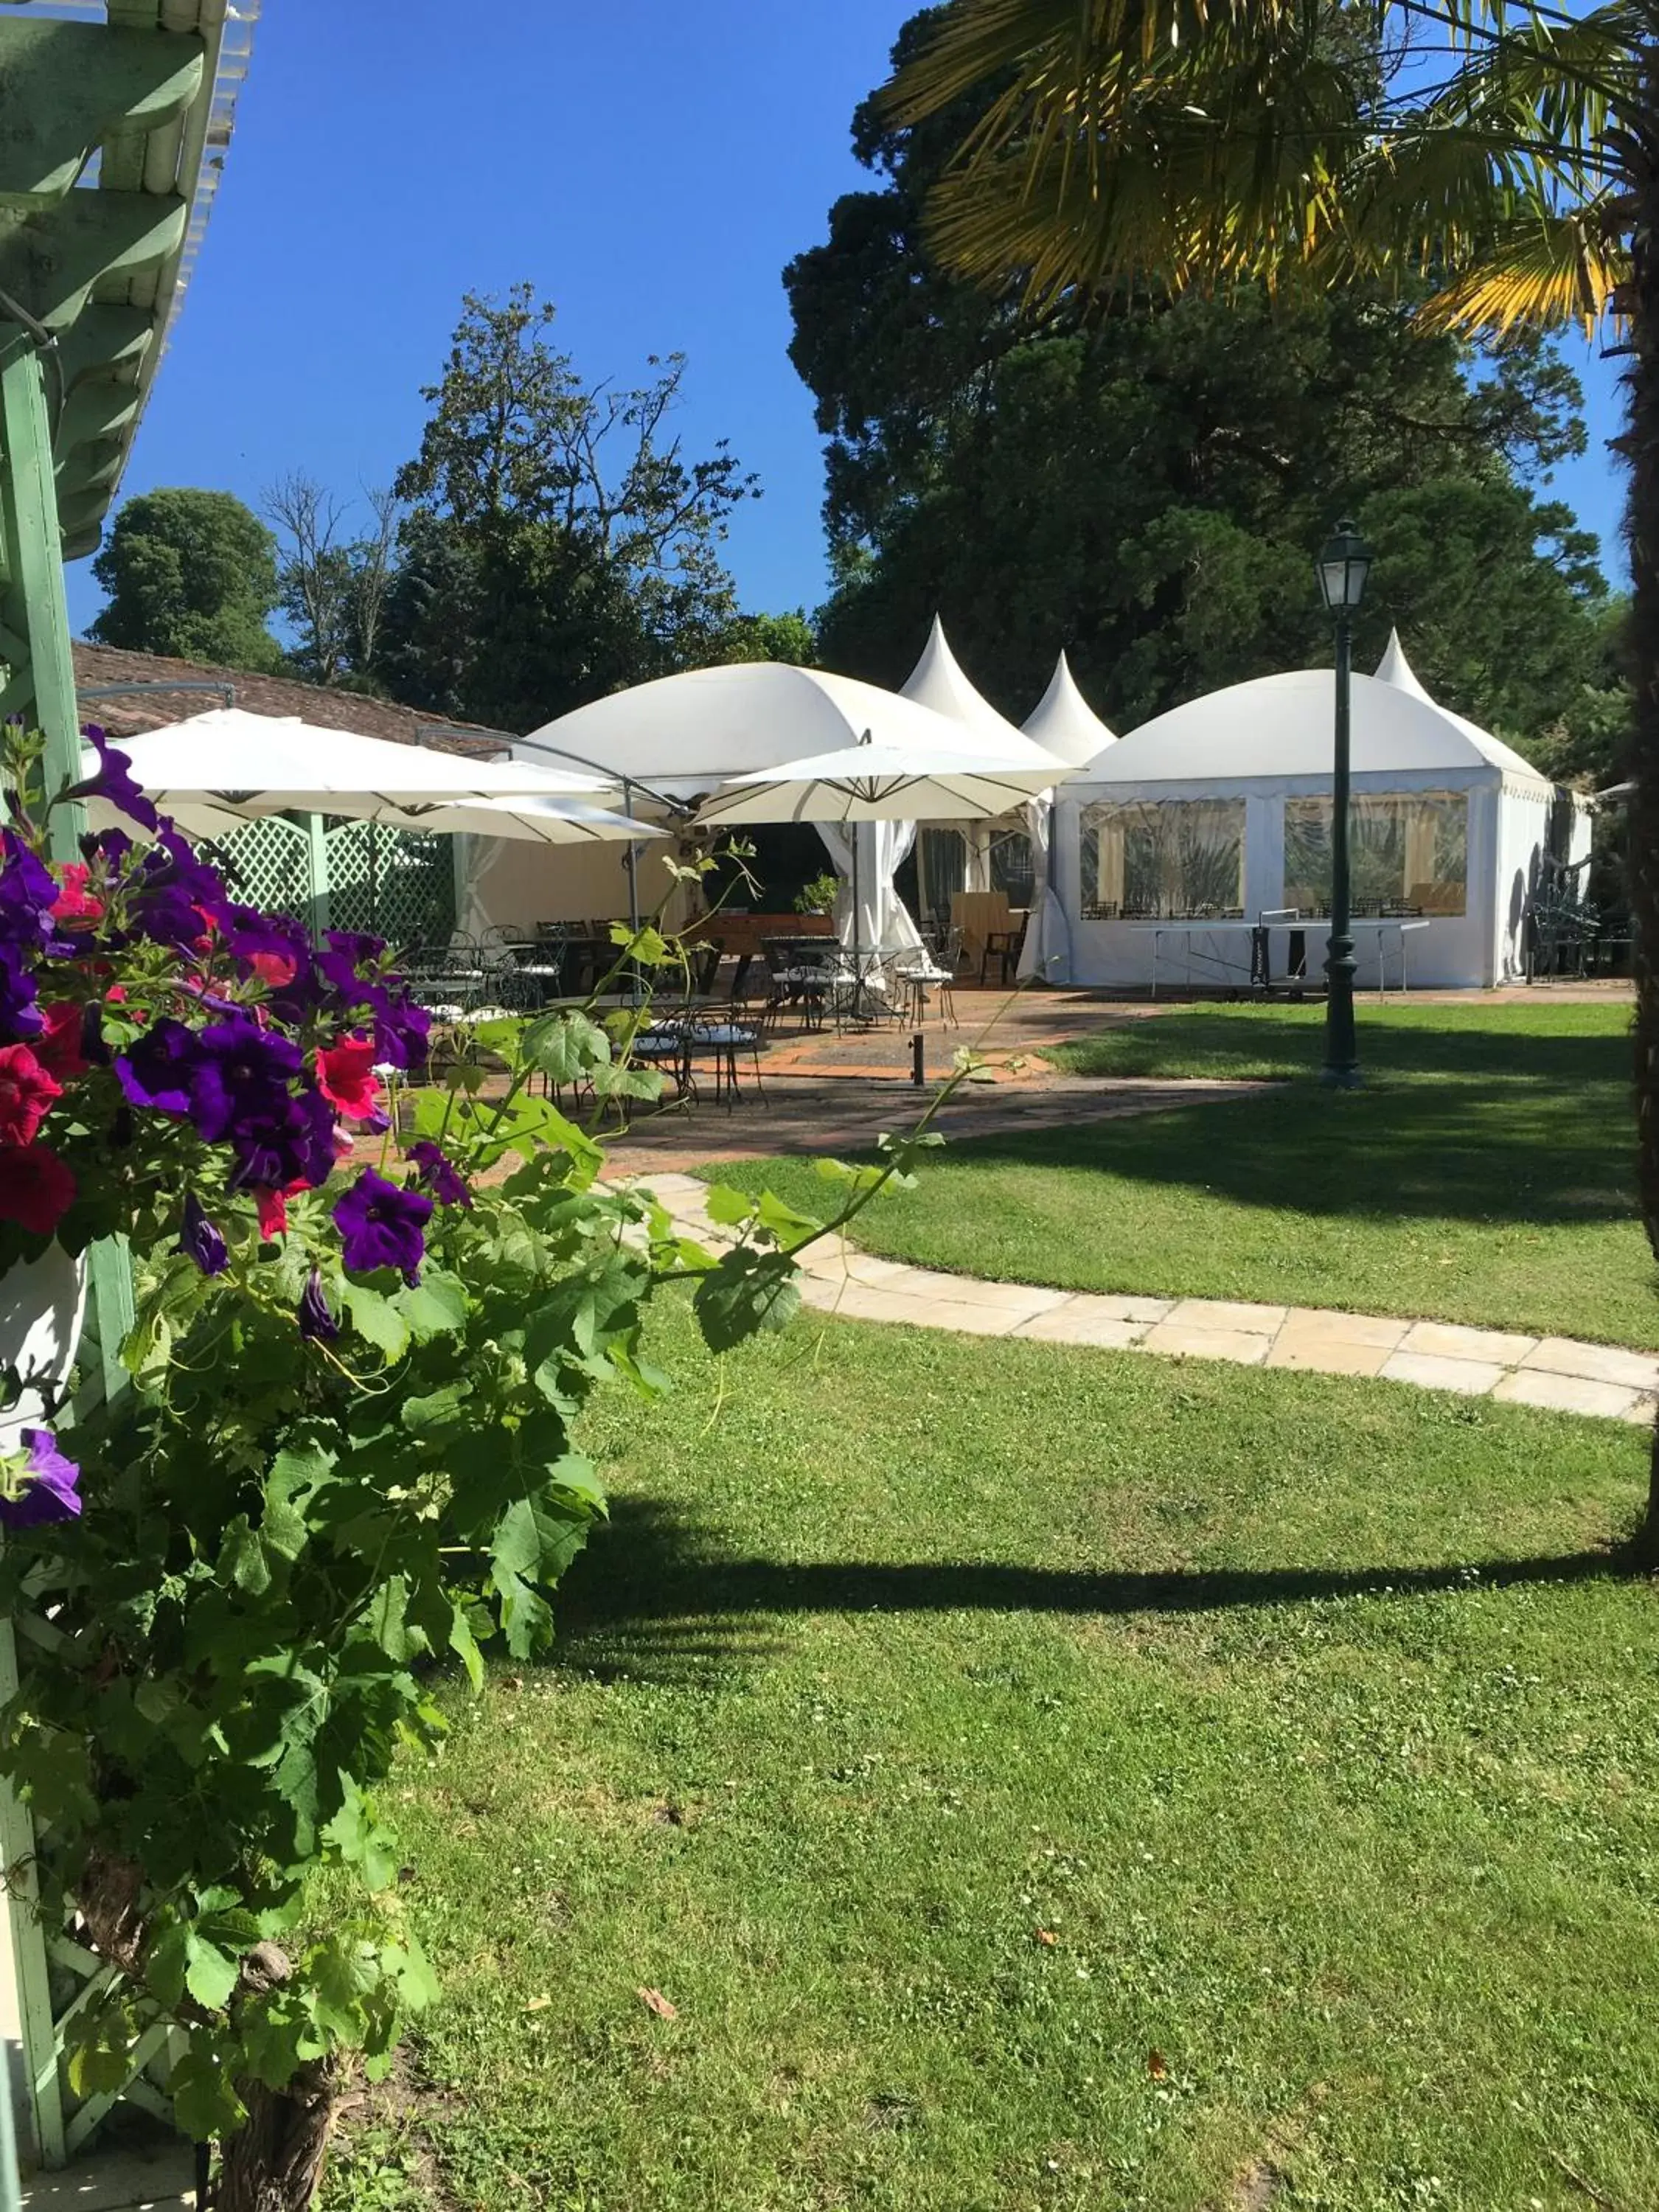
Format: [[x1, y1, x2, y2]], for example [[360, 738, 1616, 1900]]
[[72, 644, 512, 760]]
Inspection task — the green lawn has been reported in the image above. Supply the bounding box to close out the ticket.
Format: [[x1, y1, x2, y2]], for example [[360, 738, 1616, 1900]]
[[330, 1304, 1658, 2212], [716, 1000, 1659, 1349]]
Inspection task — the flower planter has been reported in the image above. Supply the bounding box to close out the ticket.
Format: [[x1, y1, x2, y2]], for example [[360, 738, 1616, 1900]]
[[0, 1245, 87, 1455]]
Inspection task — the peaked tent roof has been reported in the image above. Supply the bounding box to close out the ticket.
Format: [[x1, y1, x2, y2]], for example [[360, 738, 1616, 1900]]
[[1371, 631, 1551, 780], [1374, 629, 1435, 703], [1074, 669, 1552, 793], [516, 661, 1062, 801], [1023, 651, 1118, 769], [902, 616, 1047, 757]]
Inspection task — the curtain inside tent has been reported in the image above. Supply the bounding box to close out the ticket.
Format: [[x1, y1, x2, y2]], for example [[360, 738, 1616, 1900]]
[[916, 828, 967, 928], [1283, 793, 1468, 916], [1017, 796, 1073, 984], [1080, 799, 1247, 919], [816, 822, 925, 955]]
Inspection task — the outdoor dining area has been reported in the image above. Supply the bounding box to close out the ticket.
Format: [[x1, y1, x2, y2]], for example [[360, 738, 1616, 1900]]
[[79, 611, 1601, 1136]]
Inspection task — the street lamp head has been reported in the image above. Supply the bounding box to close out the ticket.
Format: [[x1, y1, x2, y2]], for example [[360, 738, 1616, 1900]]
[[1317, 519, 1373, 613]]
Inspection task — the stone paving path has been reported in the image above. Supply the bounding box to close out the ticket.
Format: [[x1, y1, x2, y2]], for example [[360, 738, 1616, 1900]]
[[641, 1174, 1659, 1427]]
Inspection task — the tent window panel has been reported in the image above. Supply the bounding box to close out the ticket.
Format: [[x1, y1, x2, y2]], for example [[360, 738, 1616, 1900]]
[[990, 828, 1035, 908], [1079, 800, 1245, 920], [1283, 793, 1467, 917]]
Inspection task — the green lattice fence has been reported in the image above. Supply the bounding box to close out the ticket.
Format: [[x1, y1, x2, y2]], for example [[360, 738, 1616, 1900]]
[[213, 814, 312, 922], [207, 817, 455, 950], [326, 820, 455, 953]]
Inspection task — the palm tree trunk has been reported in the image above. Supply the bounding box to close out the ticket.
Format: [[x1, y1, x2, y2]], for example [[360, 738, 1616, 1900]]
[[1630, 29, 1659, 1565]]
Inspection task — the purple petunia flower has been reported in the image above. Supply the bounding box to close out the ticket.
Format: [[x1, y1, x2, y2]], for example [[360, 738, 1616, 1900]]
[[179, 1191, 228, 1277], [0, 833, 62, 955], [298, 1267, 338, 1343], [408, 1141, 471, 1209], [372, 993, 431, 1074], [333, 1167, 432, 1282], [229, 1085, 337, 1193], [217, 905, 312, 996], [80, 726, 159, 833], [0, 943, 43, 1044], [0, 1428, 82, 1530], [123, 826, 229, 948], [186, 1018, 303, 1144], [115, 1018, 198, 1116]]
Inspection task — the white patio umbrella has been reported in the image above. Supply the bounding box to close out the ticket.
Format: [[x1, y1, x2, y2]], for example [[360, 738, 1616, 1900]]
[[88, 708, 616, 821], [96, 786, 658, 849], [697, 734, 1068, 1002]]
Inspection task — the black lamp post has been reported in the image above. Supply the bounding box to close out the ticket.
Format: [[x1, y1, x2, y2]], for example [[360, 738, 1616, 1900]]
[[1315, 519, 1373, 1088]]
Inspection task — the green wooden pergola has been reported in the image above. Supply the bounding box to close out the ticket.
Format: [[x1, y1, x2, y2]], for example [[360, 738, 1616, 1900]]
[[0, 0, 260, 2168]]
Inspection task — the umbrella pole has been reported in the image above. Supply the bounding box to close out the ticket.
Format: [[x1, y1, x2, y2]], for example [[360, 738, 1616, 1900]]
[[623, 776, 642, 1005], [850, 825, 872, 1026]]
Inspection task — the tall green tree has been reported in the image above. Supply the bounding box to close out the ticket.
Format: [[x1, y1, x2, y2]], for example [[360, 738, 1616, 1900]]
[[263, 473, 399, 692], [375, 287, 758, 730], [786, 13, 1612, 748], [89, 487, 283, 672], [715, 608, 818, 665]]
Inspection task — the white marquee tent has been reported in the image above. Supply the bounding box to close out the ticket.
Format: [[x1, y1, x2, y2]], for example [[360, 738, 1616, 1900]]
[[508, 660, 1066, 956], [1053, 634, 1587, 992]]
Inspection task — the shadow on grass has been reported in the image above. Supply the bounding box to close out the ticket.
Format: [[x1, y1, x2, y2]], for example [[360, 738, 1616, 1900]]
[[552, 1497, 1632, 1686], [1054, 1009, 1632, 1088], [922, 1073, 1638, 1228]]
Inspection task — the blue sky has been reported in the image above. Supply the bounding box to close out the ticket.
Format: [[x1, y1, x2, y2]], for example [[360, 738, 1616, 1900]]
[[67, 0, 1627, 641]]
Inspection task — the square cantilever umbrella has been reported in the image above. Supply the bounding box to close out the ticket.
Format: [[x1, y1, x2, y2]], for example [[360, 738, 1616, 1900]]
[[84, 709, 655, 844], [696, 733, 1065, 1015]]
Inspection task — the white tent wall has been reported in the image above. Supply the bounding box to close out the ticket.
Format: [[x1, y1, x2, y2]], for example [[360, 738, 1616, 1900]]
[[1055, 765, 1509, 991], [456, 833, 680, 939], [1490, 781, 1594, 984]]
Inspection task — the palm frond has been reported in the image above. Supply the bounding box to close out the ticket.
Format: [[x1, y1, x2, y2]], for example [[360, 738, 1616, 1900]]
[[888, 0, 1635, 347], [1413, 203, 1630, 331]]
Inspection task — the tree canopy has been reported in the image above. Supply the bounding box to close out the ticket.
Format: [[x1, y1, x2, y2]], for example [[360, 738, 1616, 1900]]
[[374, 286, 762, 732], [89, 487, 283, 672], [785, 8, 1619, 763]]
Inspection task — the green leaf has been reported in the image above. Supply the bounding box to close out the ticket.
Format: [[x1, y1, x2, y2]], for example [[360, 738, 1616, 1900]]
[[813, 1156, 888, 1197], [237, 1999, 316, 2093], [364, 1576, 425, 1663], [392, 1271, 468, 1343], [756, 1190, 824, 1248], [693, 1251, 802, 1354], [343, 1283, 412, 1362], [591, 1061, 665, 1103], [322, 1774, 400, 1891], [525, 1011, 611, 1085], [489, 1489, 597, 1658], [145, 1920, 191, 2010], [449, 1601, 485, 1691], [306, 1935, 382, 2045], [218, 1516, 272, 1597], [184, 1928, 239, 2012], [121, 1308, 172, 1383], [400, 1382, 472, 1436], [702, 1183, 756, 1228], [66, 1995, 142, 2097], [170, 2042, 247, 2142], [384, 1938, 440, 2011], [468, 1016, 524, 1058]]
